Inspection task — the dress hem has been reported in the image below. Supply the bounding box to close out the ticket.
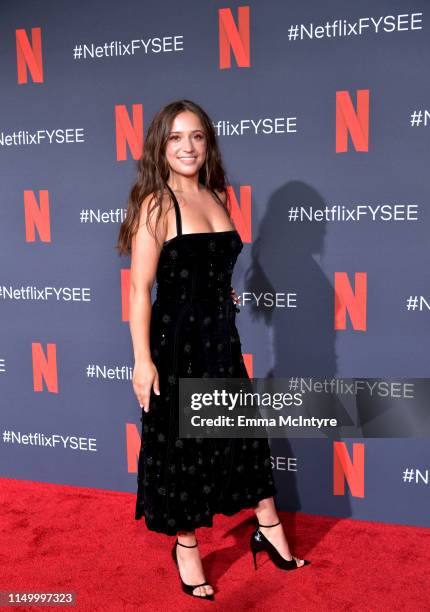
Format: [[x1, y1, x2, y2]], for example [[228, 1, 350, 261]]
[[135, 484, 278, 536]]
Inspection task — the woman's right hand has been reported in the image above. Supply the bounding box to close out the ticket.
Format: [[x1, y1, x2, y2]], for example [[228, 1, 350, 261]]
[[132, 359, 160, 413]]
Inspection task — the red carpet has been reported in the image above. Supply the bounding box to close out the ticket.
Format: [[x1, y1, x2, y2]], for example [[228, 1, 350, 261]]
[[1, 477, 429, 611]]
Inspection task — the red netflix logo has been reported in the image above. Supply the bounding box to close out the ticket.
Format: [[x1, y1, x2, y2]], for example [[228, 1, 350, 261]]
[[219, 6, 251, 69], [334, 272, 367, 331], [16, 27, 44, 84], [115, 104, 144, 161], [32, 342, 59, 393], [336, 90, 370, 153], [24, 190, 51, 242], [333, 441, 365, 498]]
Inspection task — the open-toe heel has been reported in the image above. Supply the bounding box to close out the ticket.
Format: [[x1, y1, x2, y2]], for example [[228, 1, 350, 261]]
[[250, 520, 311, 571], [171, 539, 214, 601]]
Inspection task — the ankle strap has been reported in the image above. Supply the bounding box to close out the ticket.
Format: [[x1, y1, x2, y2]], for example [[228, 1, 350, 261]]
[[258, 520, 281, 528], [176, 538, 198, 548]]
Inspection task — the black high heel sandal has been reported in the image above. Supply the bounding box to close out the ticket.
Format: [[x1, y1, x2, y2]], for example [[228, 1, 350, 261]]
[[171, 539, 214, 601], [250, 519, 311, 571]]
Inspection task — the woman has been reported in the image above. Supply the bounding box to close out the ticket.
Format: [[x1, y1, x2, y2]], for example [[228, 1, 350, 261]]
[[117, 99, 310, 601]]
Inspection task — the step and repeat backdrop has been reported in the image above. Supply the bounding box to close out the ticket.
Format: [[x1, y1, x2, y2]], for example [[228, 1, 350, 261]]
[[1, 1, 429, 528]]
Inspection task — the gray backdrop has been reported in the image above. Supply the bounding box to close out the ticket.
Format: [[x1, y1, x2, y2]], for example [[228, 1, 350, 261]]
[[1, 0, 429, 527]]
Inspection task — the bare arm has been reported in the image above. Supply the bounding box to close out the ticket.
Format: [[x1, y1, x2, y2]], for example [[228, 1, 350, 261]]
[[129, 193, 167, 411]]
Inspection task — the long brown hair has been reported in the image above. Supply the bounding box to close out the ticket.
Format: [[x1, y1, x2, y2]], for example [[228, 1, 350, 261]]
[[116, 99, 232, 255]]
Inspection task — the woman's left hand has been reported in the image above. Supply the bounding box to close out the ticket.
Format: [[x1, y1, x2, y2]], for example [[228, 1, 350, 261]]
[[230, 287, 240, 305]]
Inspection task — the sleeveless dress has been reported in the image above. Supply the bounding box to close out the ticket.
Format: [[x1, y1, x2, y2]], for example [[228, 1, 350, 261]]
[[135, 184, 277, 535]]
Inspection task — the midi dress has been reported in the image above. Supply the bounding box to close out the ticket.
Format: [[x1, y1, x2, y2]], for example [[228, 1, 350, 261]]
[[135, 184, 277, 535]]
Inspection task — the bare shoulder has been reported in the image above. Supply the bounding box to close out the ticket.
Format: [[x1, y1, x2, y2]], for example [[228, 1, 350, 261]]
[[138, 190, 173, 225]]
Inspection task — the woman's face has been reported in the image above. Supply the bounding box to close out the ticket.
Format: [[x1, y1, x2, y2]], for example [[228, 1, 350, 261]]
[[165, 111, 207, 179]]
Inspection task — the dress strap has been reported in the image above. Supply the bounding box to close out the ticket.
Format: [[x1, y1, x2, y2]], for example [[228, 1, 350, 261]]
[[165, 183, 182, 238]]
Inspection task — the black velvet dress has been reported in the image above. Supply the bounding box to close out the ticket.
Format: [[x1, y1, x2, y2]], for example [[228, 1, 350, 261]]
[[135, 184, 277, 535]]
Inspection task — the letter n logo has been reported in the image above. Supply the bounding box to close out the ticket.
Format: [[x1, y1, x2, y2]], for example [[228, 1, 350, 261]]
[[16, 27, 44, 84], [24, 190, 51, 243], [32, 342, 58, 393], [115, 104, 143, 161], [219, 7, 250, 69], [120, 269, 130, 322], [125, 423, 141, 473], [334, 272, 367, 331], [335, 89, 369, 153], [228, 185, 252, 243], [243, 353, 253, 378], [333, 441, 364, 498]]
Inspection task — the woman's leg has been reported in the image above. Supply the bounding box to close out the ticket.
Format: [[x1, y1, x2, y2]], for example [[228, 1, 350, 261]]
[[175, 530, 214, 597], [253, 497, 305, 567]]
